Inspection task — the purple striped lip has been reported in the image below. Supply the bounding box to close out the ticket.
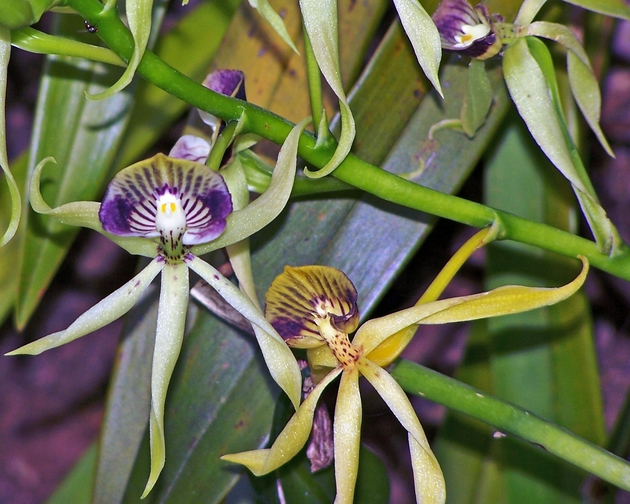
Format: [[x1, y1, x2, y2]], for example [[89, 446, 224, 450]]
[[99, 153, 232, 246]]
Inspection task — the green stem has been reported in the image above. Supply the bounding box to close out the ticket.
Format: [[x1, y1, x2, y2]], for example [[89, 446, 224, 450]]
[[65, 0, 630, 281], [206, 120, 238, 172], [391, 359, 630, 492], [302, 24, 327, 141]]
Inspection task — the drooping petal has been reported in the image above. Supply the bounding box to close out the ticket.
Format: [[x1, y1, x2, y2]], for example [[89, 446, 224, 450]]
[[265, 265, 359, 348], [333, 367, 362, 504], [142, 262, 189, 498], [6, 258, 164, 356], [359, 358, 445, 503], [368, 226, 498, 366], [566, 50, 614, 157], [394, 0, 444, 93], [504, 37, 620, 254], [99, 153, 232, 245], [28, 157, 156, 257], [88, 0, 152, 100], [300, 0, 356, 178], [186, 254, 302, 409], [356, 256, 588, 355], [221, 367, 343, 474], [168, 135, 211, 164], [0, 26, 20, 247], [191, 116, 310, 256]]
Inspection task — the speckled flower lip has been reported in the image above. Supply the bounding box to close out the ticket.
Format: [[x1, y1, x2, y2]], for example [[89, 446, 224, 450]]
[[265, 265, 359, 348]]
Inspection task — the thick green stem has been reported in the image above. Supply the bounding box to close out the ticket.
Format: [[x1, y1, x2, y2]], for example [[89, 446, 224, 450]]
[[65, 0, 630, 281], [391, 359, 630, 492]]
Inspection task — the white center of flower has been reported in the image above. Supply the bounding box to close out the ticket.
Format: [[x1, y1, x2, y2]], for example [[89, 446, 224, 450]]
[[455, 23, 490, 47], [155, 193, 186, 235]]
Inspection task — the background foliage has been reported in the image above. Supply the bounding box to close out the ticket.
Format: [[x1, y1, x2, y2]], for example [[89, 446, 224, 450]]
[[2, 0, 630, 502]]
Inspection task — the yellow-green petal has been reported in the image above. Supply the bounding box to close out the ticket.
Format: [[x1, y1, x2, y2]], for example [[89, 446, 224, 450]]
[[367, 225, 498, 366], [0, 26, 20, 247], [359, 358, 445, 503], [221, 367, 342, 475], [355, 256, 588, 355], [11, 27, 126, 67], [5, 258, 164, 356], [186, 255, 303, 409], [333, 367, 362, 504], [142, 262, 189, 498]]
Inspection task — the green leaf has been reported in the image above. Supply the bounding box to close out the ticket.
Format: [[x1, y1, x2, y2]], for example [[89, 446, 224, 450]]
[[46, 444, 96, 504], [562, 0, 630, 20]]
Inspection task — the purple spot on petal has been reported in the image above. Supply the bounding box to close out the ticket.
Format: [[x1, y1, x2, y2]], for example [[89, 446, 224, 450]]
[[99, 195, 136, 235]]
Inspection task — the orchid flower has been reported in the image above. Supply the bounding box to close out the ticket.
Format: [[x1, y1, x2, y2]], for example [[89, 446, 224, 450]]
[[432, 0, 503, 60], [5, 110, 310, 497], [431, 0, 618, 254], [222, 228, 589, 504]]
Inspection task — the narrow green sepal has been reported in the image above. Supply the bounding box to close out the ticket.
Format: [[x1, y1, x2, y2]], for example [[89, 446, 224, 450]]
[[0, 26, 20, 247], [6, 258, 164, 356], [87, 0, 152, 100], [393, 0, 443, 97], [141, 262, 189, 498], [248, 0, 299, 54]]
